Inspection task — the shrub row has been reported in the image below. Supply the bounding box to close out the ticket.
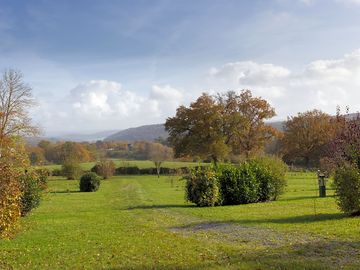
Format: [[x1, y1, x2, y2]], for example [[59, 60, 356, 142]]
[[185, 156, 287, 207], [114, 166, 194, 175]]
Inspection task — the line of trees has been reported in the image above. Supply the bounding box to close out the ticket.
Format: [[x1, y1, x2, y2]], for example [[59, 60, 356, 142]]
[[165, 92, 356, 169], [27, 140, 174, 166]]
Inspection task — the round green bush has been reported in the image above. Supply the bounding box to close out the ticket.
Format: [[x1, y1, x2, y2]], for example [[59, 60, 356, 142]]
[[218, 163, 260, 205], [333, 164, 360, 215], [249, 156, 287, 201], [79, 172, 101, 192], [185, 167, 221, 207]]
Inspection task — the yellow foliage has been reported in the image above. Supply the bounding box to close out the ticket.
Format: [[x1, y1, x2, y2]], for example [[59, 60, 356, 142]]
[[0, 137, 29, 238]]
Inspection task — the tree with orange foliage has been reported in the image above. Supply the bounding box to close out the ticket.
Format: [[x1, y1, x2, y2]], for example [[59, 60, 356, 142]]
[[165, 90, 277, 164], [0, 69, 39, 237], [281, 109, 340, 167], [0, 137, 29, 237]]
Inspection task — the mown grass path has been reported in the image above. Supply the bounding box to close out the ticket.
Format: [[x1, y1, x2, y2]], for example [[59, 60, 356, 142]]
[[0, 173, 359, 269]]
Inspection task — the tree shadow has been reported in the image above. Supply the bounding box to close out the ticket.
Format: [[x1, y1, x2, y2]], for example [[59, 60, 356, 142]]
[[281, 195, 334, 201], [50, 190, 81, 194], [127, 204, 196, 210], [104, 238, 360, 270], [229, 212, 349, 225]]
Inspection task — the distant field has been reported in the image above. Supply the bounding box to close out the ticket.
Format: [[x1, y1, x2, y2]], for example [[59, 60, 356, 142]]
[[0, 172, 359, 269], [42, 159, 209, 171]]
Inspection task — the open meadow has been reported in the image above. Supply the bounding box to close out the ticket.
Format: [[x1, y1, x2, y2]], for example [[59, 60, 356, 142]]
[[0, 171, 359, 270]]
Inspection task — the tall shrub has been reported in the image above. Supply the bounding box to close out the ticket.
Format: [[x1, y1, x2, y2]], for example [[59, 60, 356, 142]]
[[185, 167, 221, 207], [19, 171, 43, 216], [250, 156, 287, 201], [333, 164, 360, 215], [0, 165, 22, 238], [0, 138, 28, 238], [218, 163, 260, 205], [328, 116, 360, 215]]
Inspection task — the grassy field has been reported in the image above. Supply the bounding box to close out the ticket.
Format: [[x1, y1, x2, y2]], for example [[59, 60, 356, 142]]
[[0, 172, 359, 269], [42, 160, 208, 171]]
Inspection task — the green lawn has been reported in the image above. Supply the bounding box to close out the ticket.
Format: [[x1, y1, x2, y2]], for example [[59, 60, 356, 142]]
[[0, 172, 359, 269]]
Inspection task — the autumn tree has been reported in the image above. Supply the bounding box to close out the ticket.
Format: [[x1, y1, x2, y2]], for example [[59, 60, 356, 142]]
[[26, 146, 46, 165], [147, 143, 173, 178], [165, 90, 277, 164], [0, 69, 39, 145], [281, 110, 339, 167], [166, 93, 228, 164], [0, 69, 40, 237], [218, 90, 277, 158], [92, 159, 116, 179]]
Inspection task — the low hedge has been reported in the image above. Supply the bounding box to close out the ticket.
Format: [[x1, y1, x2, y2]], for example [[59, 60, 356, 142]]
[[114, 166, 199, 175]]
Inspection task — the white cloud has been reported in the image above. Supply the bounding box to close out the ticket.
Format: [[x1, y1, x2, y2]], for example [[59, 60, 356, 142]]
[[208, 49, 360, 118], [150, 84, 183, 100], [34, 80, 182, 134], [33, 49, 360, 135]]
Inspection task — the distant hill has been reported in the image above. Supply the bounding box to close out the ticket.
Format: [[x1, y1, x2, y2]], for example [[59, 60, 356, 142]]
[[104, 124, 168, 142], [26, 130, 118, 145], [104, 122, 285, 142], [53, 130, 119, 142]]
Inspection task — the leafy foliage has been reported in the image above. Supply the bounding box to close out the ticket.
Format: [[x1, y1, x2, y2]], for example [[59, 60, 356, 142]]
[[165, 90, 277, 164], [79, 172, 101, 192], [250, 156, 287, 201], [19, 171, 43, 216], [333, 164, 360, 215], [281, 110, 340, 167], [328, 115, 360, 215], [218, 163, 260, 205], [0, 138, 28, 238], [91, 160, 116, 179], [184, 167, 221, 207], [185, 158, 287, 207], [62, 160, 82, 180]]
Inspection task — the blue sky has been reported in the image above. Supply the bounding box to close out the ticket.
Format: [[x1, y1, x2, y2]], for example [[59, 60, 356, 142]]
[[1, 0, 360, 134]]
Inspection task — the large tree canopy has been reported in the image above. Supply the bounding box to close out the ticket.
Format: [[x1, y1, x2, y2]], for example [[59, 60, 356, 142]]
[[165, 90, 277, 163], [281, 109, 340, 167]]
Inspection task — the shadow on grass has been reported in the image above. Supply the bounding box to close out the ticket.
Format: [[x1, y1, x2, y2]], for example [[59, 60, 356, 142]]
[[105, 238, 360, 270], [50, 190, 81, 194], [280, 195, 334, 201], [127, 204, 196, 210], [230, 212, 348, 225]]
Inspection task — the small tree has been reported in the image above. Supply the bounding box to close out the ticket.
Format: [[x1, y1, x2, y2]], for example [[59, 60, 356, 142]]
[[61, 159, 82, 180], [148, 143, 173, 178], [92, 159, 115, 179]]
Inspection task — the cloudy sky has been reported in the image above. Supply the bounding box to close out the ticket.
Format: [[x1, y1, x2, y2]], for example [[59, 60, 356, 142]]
[[1, 0, 360, 135]]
